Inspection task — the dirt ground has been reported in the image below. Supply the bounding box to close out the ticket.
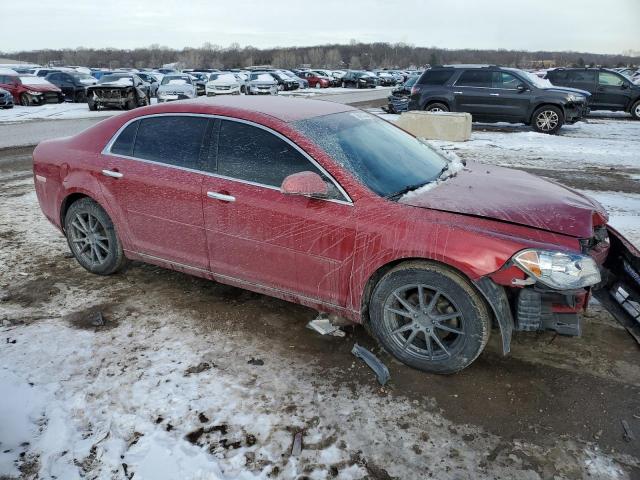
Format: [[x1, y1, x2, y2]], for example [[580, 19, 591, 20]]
[[1, 143, 639, 479]]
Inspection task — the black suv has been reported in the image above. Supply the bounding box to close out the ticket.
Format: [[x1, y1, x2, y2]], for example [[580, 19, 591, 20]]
[[545, 68, 640, 119], [341, 71, 378, 88], [44, 71, 97, 102], [408, 65, 590, 134]]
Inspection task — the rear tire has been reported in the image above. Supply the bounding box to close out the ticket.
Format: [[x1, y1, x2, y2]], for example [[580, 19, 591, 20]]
[[532, 105, 564, 134], [88, 100, 97, 111], [64, 198, 128, 275], [631, 100, 640, 120], [425, 102, 449, 113], [368, 261, 490, 374]]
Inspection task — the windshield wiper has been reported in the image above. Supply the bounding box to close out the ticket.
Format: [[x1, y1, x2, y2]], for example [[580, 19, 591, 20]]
[[384, 164, 450, 201]]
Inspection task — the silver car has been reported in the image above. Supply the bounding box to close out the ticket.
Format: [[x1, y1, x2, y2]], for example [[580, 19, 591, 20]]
[[246, 72, 278, 95], [156, 74, 197, 102]]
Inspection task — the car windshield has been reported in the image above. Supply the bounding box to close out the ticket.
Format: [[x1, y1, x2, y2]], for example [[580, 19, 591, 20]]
[[293, 111, 447, 198], [73, 73, 95, 80], [405, 76, 419, 87], [519, 70, 553, 88], [161, 76, 190, 85], [213, 73, 237, 83], [251, 73, 273, 82], [99, 75, 132, 84], [18, 76, 50, 84]]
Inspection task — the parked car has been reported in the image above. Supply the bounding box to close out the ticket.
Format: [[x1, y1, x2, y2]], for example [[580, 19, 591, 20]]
[[87, 73, 150, 111], [374, 71, 398, 86], [134, 72, 160, 97], [32, 68, 63, 77], [386, 75, 420, 113], [206, 72, 241, 96], [44, 71, 97, 102], [0, 74, 64, 106], [545, 68, 640, 119], [265, 71, 299, 91], [247, 72, 278, 95], [279, 70, 308, 89], [0, 87, 14, 108], [156, 74, 197, 102], [32, 96, 639, 374], [188, 72, 208, 96], [298, 71, 331, 89], [312, 70, 339, 86], [409, 65, 590, 134], [341, 71, 378, 88]]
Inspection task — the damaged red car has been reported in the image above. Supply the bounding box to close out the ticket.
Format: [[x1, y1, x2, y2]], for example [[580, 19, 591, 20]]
[[33, 96, 640, 374]]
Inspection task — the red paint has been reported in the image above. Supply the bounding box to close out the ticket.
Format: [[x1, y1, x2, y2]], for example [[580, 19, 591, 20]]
[[33, 97, 614, 322]]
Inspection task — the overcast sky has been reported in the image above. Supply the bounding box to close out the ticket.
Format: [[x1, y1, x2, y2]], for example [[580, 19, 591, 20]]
[[2, 0, 639, 54]]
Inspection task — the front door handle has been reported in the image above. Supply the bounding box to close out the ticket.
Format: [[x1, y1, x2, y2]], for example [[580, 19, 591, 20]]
[[453, 91, 463, 94], [489, 93, 500, 96], [207, 191, 236, 202], [102, 169, 123, 178]]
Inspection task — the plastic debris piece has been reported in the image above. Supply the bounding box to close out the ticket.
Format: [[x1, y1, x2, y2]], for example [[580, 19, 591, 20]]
[[622, 420, 635, 442], [351, 343, 390, 386], [306, 315, 345, 337], [89, 311, 105, 327], [291, 431, 303, 456], [248, 358, 264, 366]]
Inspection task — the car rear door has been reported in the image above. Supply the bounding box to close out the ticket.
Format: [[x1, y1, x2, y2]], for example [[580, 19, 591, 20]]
[[595, 71, 632, 110], [201, 118, 356, 307], [98, 114, 211, 270], [452, 70, 500, 117]]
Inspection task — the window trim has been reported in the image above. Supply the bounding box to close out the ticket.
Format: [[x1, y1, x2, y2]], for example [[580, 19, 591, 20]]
[[102, 112, 353, 206]]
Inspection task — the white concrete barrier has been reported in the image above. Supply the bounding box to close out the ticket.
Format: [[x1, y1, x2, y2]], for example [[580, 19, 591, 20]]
[[396, 111, 472, 142]]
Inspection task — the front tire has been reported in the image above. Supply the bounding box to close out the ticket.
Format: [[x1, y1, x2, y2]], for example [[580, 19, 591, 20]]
[[64, 198, 128, 275], [20, 94, 30, 106], [368, 262, 490, 374], [532, 105, 564, 134], [425, 102, 449, 113], [631, 100, 640, 120]]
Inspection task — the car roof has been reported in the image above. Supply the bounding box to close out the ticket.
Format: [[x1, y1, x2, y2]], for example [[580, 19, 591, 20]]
[[152, 96, 355, 123]]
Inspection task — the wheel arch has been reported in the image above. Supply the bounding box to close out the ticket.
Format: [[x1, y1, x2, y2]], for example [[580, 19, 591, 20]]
[[59, 192, 92, 232], [359, 257, 513, 355], [424, 99, 450, 110]]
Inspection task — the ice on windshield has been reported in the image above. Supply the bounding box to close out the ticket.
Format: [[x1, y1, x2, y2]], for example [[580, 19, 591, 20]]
[[18, 76, 51, 85], [213, 74, 237, 83], [252, 73, 273, 82], [521, 71, 553, 88]]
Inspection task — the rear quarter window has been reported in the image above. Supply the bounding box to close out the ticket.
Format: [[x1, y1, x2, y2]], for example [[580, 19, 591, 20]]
[[418, 70, 455, 85], [110, 121, 139, 157]]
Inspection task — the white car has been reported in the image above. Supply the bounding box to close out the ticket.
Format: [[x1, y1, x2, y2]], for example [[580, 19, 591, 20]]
[[156, 74, 197, 102], [205, 73, 241, 96]]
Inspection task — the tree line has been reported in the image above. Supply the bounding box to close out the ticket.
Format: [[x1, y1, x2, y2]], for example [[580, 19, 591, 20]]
[[3, 42, 638, 70]]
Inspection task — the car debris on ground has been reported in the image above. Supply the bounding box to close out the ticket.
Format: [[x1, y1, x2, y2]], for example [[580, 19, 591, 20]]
[[306, 314, 346, 337], [351, 344, 390, 386]]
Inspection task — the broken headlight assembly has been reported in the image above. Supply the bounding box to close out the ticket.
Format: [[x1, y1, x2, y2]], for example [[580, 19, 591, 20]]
[[513, 249, 601, 289]]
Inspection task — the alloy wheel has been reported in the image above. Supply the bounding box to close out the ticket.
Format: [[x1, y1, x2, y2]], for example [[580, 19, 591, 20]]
[[635, 104, 640, 118], [383, 284, 465, 361], [429, 107, 444, 112], [535, 110, 559, 131], [69, 212, 110, 267]]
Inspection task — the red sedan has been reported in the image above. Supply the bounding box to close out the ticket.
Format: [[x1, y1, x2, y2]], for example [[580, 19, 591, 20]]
[[33, 96, 639, 373], [297, 71, 331, 89], [0, 73, 64, 106]]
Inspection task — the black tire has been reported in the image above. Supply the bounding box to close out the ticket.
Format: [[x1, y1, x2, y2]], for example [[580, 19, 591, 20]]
[[74, 91, 85, 103], [425, 102, 449, 113], [88, 100, 97, 111], [531, 105, 564, 134], [124, 95, 137, 110], [368, 261, 491, 374], [64, 198, 128, 275], [20, 94, 30, 107], [631, 100, 640, 120]]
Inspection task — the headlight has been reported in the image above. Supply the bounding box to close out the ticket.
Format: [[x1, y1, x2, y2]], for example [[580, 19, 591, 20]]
[[567, 93, 584, 103], [513, 249, 601, 289], [26, 90, 43, 96], [157, 91, 166, 97]]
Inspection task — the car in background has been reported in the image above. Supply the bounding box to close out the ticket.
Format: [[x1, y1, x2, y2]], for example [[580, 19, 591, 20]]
[[297, 71, 331, 89], [206, 72, 241, 96], [341, 70, 378, 88], [134, 72, 160, 97], [545, 67, 640, 119], [264, 71, 299, 91], [90, 70, 115, 81], [156, 74, 197, 102], [0, 87, 14, 108], [409, 65, 590, 134], [32, 96, 639, 375], [374, 71, 397, 86], [0, 73, 64, 106], [32, 68, 64, 77], [247, 72, 279, 95], [44, 71, 97, 102], [279, 70, 308, 89], [87, 73, 150, 110], [188, 72, 208, 96], [386, 75, 420, 113], [312, 69, 339, 86]]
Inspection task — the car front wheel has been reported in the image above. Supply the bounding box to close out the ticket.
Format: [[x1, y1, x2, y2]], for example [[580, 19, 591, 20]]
[[64, 198, 128, 275], [425, 102, 449, 113], [631, 100, 640, 120], [20, 94, 30, 106], [368, 262, 491, 374], [532, 105, 564, 134]]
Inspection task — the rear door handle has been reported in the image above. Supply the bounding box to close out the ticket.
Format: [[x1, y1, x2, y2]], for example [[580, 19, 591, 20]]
[[207, 191, 236, 202], [102, 169, 123, 178], [453, 91, 463, 94], [489, 93, 500, 96]]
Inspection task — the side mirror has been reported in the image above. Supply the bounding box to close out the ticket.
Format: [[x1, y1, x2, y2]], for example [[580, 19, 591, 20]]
[[281, 171, 328, 198], [517, 84, 528, 92]]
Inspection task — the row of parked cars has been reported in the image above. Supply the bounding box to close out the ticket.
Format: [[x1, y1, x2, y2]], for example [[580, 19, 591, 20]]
[[386, 65, 640, 134]]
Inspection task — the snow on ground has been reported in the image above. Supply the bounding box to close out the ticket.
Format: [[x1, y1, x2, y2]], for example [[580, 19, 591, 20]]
[[0, 102, 116, 122], [279, 86, 387, 98], [583, 190, 640, 246]]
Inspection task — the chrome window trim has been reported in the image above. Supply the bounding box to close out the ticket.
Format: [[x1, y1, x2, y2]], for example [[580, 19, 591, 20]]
[[101, 112, 353, 206], [453, 70, 529, 91]]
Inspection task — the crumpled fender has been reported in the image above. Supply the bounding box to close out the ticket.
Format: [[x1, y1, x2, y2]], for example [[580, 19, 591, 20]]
[[474, 277, 514, 355]]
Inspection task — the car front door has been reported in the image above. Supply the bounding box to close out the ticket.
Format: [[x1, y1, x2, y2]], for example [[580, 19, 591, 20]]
[[490, 71, 532, 120], [201, 118, 356, 306], [453, 70, 500, 118], [595, 71, 632, 110], [98, 114, 211, 270]]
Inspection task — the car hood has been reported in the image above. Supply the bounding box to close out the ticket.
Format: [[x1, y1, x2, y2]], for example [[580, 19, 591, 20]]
[[158, 84, 193, 93], [399, 161, 608, 238], [22, 83, 61, 93], [542, 86, 591, 97], [208, 80, 239, 87]]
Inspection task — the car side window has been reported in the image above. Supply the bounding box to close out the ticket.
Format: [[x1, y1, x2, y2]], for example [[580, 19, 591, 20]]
[[216, 120, 344, 199], [456, 70, 493, 87], [110, 121, 140, 157], [132, 116, 209, 170], [493, 72, 521, 89], [418, 70, 454, 85], [598, 71, 625, 87], [568, 70, 596, 83]]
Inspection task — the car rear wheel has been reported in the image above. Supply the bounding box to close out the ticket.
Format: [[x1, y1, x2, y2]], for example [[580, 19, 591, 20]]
[[88, 99, 98, 111], [631, 100, 640, 120], [425, 102, 449, 113], [368, 262, 491, 374], [532, 105, 564, 134], [64, 198, 128, 275], [20, 94, 30, 107]]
